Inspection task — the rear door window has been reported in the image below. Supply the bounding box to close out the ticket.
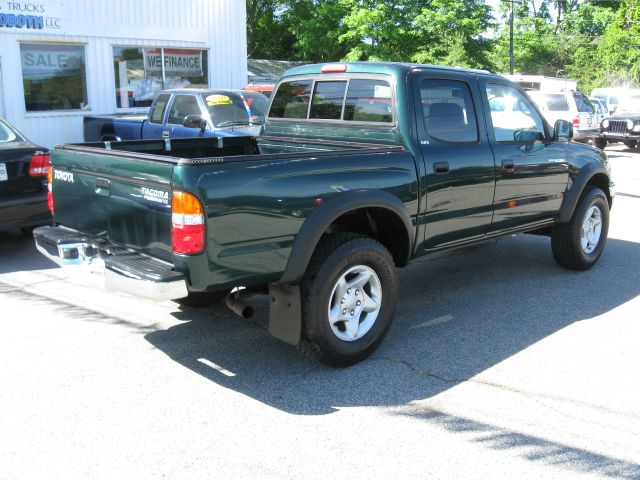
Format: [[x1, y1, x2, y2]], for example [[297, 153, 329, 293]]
[[421, 79, 478, 143], [544, 94, 569, 111]]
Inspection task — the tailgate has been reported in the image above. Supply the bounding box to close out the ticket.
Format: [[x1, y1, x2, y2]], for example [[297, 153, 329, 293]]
[[51, 147, 174, 261]]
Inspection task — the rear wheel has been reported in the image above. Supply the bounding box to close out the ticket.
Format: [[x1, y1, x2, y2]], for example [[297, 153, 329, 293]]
[[623, 140, 637, 149], [551, 187, 609, 270], [593, 137, 607, 150], [300, 234, 398, 367]]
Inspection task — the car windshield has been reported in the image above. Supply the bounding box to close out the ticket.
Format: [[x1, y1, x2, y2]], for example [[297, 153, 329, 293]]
[[201, 93, 251, 127], [618, 96, 640, 113], [0, 120, 20, 143], [241, 92, 270, 123]]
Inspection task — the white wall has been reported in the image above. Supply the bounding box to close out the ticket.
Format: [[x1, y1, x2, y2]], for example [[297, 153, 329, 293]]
[[0, 0, 247, 147]]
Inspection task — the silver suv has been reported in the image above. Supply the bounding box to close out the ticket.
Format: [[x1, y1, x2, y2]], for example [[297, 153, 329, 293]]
[[528, 90, 598, 141]]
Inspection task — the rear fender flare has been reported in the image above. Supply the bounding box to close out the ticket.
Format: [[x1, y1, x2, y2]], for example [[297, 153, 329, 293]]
[[279, 189, 414, 285]]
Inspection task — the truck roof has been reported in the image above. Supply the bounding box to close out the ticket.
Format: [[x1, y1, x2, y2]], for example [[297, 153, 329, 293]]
[[156, 88, 248, 97], [282, 61, 496, 80]]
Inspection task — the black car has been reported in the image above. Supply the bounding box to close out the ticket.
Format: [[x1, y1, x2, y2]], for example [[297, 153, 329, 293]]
[[595, 97, 640, 150], [0, 118, 51, 233]]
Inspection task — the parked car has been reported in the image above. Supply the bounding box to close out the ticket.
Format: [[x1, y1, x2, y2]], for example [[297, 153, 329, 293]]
[[83, 89, 261, 142], [589, 97, 609, 132], [528, 90, 598, 141], [238, 90, 270, 124], [0, 118, 51, 233], [35, 62, 614, 366], [595, 95, 640, 150], [242, 84, 275, 98], [590, 87, 640, 115]]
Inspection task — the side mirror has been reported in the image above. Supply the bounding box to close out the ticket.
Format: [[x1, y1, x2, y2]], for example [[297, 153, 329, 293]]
[[553, 119, 573, 141], [183, 115, 207, 131]]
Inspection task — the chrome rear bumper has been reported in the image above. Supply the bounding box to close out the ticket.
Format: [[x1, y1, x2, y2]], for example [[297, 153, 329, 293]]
[[34, 226, 188, 301]]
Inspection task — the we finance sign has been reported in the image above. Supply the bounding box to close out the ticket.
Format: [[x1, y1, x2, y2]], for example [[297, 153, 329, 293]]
[[143, 49, 203, 77]]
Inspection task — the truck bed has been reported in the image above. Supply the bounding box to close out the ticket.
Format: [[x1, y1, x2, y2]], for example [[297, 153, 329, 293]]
[[50, 135, 412, 282]]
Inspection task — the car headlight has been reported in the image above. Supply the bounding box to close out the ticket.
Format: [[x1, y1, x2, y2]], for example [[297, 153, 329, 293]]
[[627, 119, 635, 130], [633, 124, 640, 133], [602, 119, 609, 129]]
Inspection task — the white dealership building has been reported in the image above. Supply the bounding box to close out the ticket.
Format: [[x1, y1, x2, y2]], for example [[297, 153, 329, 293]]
[[0, 0, 247, 147]]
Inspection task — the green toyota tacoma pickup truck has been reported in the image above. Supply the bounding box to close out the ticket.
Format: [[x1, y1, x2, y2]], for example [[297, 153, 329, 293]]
[[34, 62, 615, 366]]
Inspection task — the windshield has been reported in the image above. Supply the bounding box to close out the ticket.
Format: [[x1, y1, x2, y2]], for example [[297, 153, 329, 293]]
[[0, 120, 20, 143], [201, 93, 251, 127], [618, 96, 640, 113], [241, 92, 270, 123]]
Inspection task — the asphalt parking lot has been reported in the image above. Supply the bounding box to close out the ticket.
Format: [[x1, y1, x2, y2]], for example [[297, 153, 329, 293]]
[[1, 144, 639, 479]]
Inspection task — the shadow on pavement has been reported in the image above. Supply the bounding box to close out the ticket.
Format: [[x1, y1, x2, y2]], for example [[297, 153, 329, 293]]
[[398, 407, 640, 479], [145, 235, 640, 416], [0, 230, 57, 274]]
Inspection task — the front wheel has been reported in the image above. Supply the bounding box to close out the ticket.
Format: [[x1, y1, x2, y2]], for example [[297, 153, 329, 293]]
[[551, 187, 609, 270], [593, 137, 607, 150], [300, 234, 398, 367], [624, 140, 638, 149]]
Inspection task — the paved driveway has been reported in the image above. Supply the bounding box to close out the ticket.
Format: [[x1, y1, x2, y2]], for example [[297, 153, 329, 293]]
[[1, 144, 639, 479]]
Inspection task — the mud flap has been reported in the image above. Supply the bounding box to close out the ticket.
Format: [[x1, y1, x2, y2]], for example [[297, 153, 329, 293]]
[[268, 283, 301, 345]]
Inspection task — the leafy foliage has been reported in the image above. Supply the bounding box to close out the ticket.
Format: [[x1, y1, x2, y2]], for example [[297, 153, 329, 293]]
[[247, 0, 640, 91]]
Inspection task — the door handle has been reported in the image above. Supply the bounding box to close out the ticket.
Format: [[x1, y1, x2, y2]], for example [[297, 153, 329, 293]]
[[162, 131, 170, 139], [501, 159, 515, 172], [434, 161, 450, 174]]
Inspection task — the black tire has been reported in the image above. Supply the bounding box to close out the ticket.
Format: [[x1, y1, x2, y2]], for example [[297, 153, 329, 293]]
[[623, 140, 637, 149], [300, 233, 398, 367], [176, 289, 228, 307], [593, 138, 607, 150], [551, 187, 609, 270]]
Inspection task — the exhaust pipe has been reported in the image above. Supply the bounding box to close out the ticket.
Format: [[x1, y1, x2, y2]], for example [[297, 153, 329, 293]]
[[225, 291, 255, 319]]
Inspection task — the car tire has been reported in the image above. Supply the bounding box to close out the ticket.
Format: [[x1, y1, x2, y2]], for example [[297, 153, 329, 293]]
[[300, 233, 398, 367], [551, 187, 609, 271], [624, 140, 638, 149], [593, 138, 607, 150]]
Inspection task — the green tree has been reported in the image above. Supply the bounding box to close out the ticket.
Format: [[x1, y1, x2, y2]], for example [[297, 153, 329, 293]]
[[282, 0, 354, 62], [338, 0, 495, 69], [246, 0, 297, 59], [594, 0, 640, 88]]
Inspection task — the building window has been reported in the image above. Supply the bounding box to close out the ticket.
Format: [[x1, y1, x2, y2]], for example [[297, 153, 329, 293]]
[[20, 43, 88, 112], [113, 47, 208, 108]]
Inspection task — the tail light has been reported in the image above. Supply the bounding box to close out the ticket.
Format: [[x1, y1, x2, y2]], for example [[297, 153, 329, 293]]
[[29, 152, 51, 176], [47, 167, 54, 214], [172, 191, 205, 254], [573, 116, 580, 128]]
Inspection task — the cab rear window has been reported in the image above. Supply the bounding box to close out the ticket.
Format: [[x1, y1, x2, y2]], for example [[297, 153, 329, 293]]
[[269, 78, 393, 123]]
